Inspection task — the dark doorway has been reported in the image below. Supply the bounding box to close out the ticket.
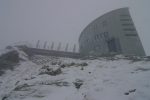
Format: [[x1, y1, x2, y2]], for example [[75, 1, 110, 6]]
[[107, 38, 117, 52], [107, 38, 122, 53]]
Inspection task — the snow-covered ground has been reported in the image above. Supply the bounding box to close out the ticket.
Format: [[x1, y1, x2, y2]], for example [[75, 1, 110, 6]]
[[0, 49, 150, 100]]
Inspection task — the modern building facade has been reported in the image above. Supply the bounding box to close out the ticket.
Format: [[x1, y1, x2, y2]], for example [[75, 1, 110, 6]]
[[79, 8, 145, 56]]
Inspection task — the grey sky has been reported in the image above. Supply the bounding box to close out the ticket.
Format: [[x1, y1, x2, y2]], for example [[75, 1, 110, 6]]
[[0, 0, 150, 55]]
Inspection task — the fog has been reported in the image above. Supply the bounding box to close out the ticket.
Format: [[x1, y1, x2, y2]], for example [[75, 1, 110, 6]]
[[0, 0, 150, 55]]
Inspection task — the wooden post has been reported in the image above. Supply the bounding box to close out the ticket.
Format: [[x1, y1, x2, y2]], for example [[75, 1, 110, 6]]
[[73, 44, 76, 53], [57, 42, 61, 51], [51, 42, 54, 50], [36, 40, 40, 48], [65, 43, 69, 52], [43, 41, 47, 49]]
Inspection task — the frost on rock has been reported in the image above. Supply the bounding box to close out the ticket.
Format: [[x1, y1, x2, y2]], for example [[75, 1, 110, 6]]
[[0, 46, 29, 76], [0, 48, 150, 100]]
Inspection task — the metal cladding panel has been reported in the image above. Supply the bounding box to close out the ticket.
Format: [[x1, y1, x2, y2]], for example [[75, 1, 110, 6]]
[[79, 8, 145, 56]]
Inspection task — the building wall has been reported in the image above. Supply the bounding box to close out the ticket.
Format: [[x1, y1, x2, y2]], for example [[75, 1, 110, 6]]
[[79, 8, 145, 56]]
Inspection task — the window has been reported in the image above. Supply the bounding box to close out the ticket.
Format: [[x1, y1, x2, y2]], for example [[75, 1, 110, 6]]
[[97, 32, 109, 39], [98, 34, 102, 38], [120, 19, 131, 21], [125, 34, 137, 36], [120, 15, 130, 17], [102, 20, 107, 27], [86, 39, 89, 42], [103, 32, 109, 38], [123, 28, 135, 31], [103, 32, 109, 40], [95, 35, 97, 40], [122, 23, 133, 26]]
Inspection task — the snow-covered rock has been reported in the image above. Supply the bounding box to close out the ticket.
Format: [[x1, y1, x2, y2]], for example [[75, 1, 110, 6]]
[[0, 48, 150, 100]]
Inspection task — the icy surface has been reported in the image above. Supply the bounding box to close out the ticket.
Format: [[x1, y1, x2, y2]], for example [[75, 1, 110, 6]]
[[0, 52, 150, 100]]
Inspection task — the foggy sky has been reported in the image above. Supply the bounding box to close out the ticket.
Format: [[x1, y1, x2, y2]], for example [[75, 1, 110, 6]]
[[0, 0, 150, 55]]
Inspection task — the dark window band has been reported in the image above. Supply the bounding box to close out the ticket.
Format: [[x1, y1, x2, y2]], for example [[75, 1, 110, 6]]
[[125, 34, 137, 36]]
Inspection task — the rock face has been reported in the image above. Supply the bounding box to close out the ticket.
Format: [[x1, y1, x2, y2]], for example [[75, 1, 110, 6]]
[[0, 51, 19, 76]]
